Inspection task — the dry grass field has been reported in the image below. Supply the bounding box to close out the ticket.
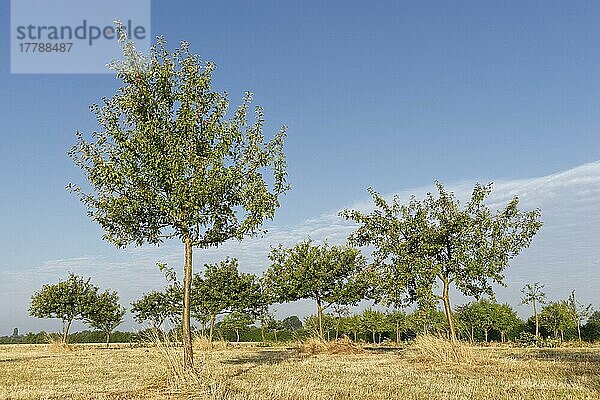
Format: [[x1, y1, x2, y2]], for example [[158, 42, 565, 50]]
[[1, 338, 599, 400]]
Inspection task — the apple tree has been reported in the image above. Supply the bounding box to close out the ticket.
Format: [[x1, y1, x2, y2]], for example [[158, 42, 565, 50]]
[[341, 182, 542, 340], [29, 273, 99, 344], [68, 25, 288, 366], [85, 290, 126, 347], [263, 240, 368, 338]]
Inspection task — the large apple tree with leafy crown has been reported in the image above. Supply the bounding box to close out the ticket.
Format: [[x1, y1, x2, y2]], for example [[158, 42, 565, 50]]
[[341, 182, 542, 341], [69, 24, 288, 367]]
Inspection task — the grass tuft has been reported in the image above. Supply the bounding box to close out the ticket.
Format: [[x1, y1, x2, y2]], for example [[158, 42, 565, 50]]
[[152, 332, 233, 397], [407, 334, 490, 365], [193, 335, 229, 351], [45, 333, 75, 353], [296, 336, 364, 355]]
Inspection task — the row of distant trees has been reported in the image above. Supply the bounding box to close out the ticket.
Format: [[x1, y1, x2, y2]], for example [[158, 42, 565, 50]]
[[131, 276, 598, 344], [21, 289, 600, 346], [0, 330, 136, 345], [27, 261, 596, 346], [221, 306, 600, 344]]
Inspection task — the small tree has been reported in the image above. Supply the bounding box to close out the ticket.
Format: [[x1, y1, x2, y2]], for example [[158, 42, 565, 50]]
[[192, 258, 264, 342], [304, 314, 336, 340], [344, 315, 363, 342], [582, 311, 600, 341], [264, 240, 367, 338], [29, 273, 99, 344], [567, 290, 593, 342], [332, 305, 351, 339], [342, 182, 542, 340], [69, 26, 288, 367], [258, 310, 284, 342], [267, 315, 285, 342], [408, 308, 448, 337], [361, 309, 389, 343], [456, 303, 478, 342], [471, 299, 496, 342], [540, 301, 574, 341], [86, 290, 126, 347], [494, 303, 521, 343], [386, 310, 408, 343], [258, 310, 274, 343], [521, 282, 546, 337], [219, 312, 253, 342], [131, 291, 173, 331], [281, 315, 303, 331]]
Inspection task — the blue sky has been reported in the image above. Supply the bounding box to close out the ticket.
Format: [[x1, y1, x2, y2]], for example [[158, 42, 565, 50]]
[[1, 1, 599, 333]]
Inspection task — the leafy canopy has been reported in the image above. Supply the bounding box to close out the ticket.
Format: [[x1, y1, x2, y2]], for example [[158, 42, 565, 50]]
[[540, 301, 575, 338], [521, 282, 546, 306], [85, 290, 126, 340], [263, 239, 368, 309], [68, 31, 289, 249], [191, 258, 264, 320], [29, 273, 99, 325], [131, 290, 175, 329], [341, 182, 543, 309], [218, 311, 254, 339], [281, 315, 303, 331], [456, 299, 520, 339]]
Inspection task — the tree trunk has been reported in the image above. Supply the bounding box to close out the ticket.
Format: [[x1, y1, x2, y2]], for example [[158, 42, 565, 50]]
[[106, 331, 110, 348], [470, 325, 474, 343], [353, 331, 357, 342], [533, 299, 539, 337], [182, 236, 194, 368], [577, 323, 582, 342], [209, 315, 216, 343], [441, 278, 457, 341], [274, 330, 278, 342], [372, 330, 375, 343], [261, 327, 265, 343], [235, 329, 240, 342], [316, 298, 324, 339], [62, 319, 72, 344], [484, 329, 488, 343], [396, 321, 400, 343]]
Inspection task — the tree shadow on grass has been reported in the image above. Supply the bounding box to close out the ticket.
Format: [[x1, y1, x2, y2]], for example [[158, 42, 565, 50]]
[[217, 349, 299, 380], [221, 349, 297, 366], [362, 346, 405, 354], [0, 354, 54, 363]]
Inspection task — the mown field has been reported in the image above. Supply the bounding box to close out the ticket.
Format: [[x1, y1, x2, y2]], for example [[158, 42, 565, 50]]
[[1, 341, 599, 400]]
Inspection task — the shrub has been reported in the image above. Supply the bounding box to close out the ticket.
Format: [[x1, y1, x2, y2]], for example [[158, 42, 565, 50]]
[[406, 335, 485, 365], [515, 332, 561, 348]]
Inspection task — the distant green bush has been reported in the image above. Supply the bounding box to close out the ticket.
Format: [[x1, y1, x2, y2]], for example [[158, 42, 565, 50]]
[[0, 330, 139, 345], [515, 332, 561, 348]]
